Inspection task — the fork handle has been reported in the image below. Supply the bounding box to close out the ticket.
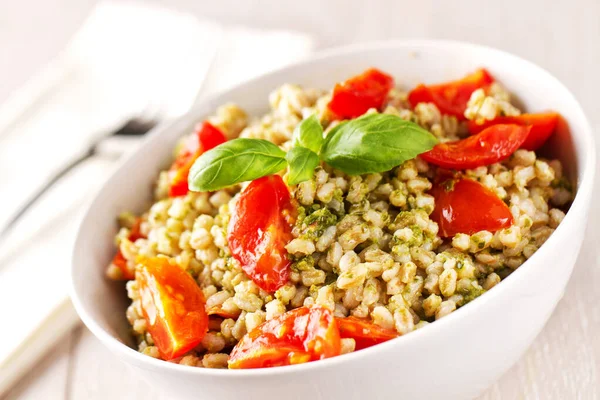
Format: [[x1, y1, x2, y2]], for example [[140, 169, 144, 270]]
[[0, 148, 94, 244]]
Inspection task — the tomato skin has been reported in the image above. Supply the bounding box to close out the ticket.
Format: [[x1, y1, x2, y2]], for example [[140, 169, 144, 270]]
[[430, 178, 514, 237], [229, 306, 341, 369], [197, 121, 227, 151], [168, 122, 226, 197], [335, 317, 398, 350], [168, 149, 201, 197], [421, 124, 531, 170], [136, 256, 208, 360], [328, 68, 395, 119], [408, 69, 494, 119], [468, 112, 559, 151], [227, 175, 295, 292]]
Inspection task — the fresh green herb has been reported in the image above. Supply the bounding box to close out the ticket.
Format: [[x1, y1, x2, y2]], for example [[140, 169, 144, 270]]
[[188, 113, 438, 191], [285, 146, 320, 185], [320, 114, 438, 175], [292, 114, 324, 153], [188, 138, 287, 191], [286, 114, 323, 185]]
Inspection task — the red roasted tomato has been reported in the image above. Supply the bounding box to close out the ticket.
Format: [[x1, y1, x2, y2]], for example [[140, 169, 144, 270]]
[[168, 121, 227, 197], [227, 175, 295, 292], [430, 177, 514, 237], [136, 256, 209, 360], [421, 124, 531, 170], [336, 317, 398, 350], [229, 305, 341, 369], [408, 69, 494, 119], [328, 68, 395, 119], [468, 112, 559, 151]]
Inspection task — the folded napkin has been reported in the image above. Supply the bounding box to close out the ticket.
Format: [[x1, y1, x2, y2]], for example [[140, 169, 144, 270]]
[[0, 1, 313, 393]]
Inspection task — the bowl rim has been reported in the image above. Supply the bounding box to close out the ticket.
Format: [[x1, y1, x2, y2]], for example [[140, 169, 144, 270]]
[[70, 38, 596, 378]]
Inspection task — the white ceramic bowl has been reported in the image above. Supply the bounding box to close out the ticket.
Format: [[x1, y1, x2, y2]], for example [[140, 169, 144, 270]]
[[71, 40, 595, 400]]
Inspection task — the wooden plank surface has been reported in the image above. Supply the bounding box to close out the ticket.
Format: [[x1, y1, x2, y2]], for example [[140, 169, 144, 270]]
[[1, 0, 599, 399]]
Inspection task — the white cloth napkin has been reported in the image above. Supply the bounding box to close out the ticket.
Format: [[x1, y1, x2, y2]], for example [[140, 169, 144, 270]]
[[0, 1, 313, 393]]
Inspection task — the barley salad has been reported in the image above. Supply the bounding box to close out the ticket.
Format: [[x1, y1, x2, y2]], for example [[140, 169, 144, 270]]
[[107, 68, 571, 369]]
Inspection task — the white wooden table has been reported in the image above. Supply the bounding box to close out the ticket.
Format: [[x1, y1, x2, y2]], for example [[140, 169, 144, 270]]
[[2, 0, 599, 398]]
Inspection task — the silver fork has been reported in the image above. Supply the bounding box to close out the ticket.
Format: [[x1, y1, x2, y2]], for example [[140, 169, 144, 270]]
[[0, 116, 158, 243]]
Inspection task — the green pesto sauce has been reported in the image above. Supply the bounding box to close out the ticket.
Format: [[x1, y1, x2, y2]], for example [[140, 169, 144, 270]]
[[389, 211, 416, 230], [390, 225, 423, 247], [458, 283, 486, 305], [291, 255, 315, 272], [410, 226, 424, 243], [299, 207, 339, 240], [332, 188, 344, 203]]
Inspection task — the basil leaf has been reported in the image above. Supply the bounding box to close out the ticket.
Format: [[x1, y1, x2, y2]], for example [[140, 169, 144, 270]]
[[285, 146, 320, 185], [189, 138, 287, 191], [320, 114, 438, 175], [292, 114, 324, 154]]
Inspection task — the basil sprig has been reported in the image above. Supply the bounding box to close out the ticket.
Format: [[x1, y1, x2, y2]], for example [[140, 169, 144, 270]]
[[286, 146, 320, 185], [188, 113, 437, 191], [292, 114, 323, 153], [320, 114, 438, 175], [286, 114, 323, 185], [188, 138, 287, 192]]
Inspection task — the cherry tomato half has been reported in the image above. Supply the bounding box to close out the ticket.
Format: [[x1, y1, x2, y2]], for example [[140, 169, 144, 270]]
[[430, 178, 513, 237], [168, 148, 201, 197], [421, 124, 531, 170], [408, 69, 494, 119], [328, 68, 395, 119], [228, 305, 341, 369], [168, 121, 227, 197], [136, 256, 208, 360], [227, 175, 295, 292], [468, 112, 559, 151], [335, 317, 398, 351], [197, 120, 228, 151]]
